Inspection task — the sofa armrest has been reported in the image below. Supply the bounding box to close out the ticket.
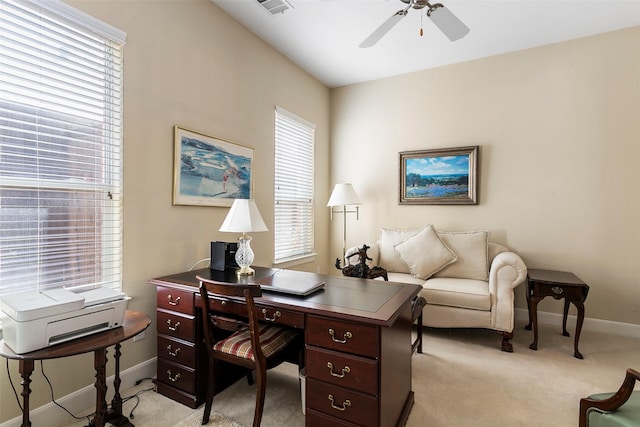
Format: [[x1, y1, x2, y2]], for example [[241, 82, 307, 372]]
[[488, 251, 528, 332]]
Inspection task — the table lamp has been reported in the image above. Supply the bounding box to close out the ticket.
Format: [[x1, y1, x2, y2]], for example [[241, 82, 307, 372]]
[[219, 199, 268, 276], [327, 183, 362, 264]]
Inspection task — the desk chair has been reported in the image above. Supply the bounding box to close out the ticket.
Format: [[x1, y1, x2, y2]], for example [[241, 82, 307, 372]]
[[579, 368, 640, 427], [197, 276, 301, 427]]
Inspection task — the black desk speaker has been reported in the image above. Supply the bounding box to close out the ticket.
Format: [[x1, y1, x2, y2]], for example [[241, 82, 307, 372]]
[[210, 241, 238, 271]]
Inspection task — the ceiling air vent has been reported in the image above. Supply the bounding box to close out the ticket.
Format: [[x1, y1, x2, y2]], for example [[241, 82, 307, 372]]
[[257, 0, 293, 15]]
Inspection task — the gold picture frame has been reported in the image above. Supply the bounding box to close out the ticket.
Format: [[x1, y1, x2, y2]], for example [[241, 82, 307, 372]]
[[399, 145, 478, 205]]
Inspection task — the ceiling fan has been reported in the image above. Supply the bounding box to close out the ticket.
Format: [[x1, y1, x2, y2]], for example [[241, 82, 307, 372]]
[[360, 0, 470, 48]]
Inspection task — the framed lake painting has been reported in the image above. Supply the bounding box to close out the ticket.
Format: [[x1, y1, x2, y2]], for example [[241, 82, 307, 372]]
[[399, 146, 478, 205], [173, 126, 254, 207]]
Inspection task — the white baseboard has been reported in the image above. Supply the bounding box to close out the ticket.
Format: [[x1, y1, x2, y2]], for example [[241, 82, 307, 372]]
[[515, 308, 640, 338], [0, 357, 157, 427]]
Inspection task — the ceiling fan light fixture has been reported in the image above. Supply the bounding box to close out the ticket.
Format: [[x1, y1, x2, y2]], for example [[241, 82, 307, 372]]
[[411, 0, 430, 10], [427, 4, 470, 41], [361, 0, 469, 47]]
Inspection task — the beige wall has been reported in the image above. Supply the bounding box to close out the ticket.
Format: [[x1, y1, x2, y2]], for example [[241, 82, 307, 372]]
[[0, 1, 330, 422], [1, 1, 637, 422], [330, 27, 640, 326]]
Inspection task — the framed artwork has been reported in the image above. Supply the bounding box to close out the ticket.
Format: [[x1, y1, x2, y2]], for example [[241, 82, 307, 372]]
[[399, 145, 478, 205], [173, 126, 254, 207]]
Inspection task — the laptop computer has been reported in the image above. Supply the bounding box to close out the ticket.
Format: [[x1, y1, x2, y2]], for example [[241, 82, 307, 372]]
[[253, 271, 325, 296]]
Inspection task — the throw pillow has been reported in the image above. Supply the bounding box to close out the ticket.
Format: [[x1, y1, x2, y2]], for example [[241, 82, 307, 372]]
[[394, 225, 457, 280], [378, 228, 420, 273], [434, 231, 489, 281]]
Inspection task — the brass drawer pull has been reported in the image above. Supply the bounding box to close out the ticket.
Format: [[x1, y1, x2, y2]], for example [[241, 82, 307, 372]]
[[328, 394, 351, 411], [551, 286, 563, 295], [167, 295, 181, 306], [328, 328, 352, 344], [166, 370, 181, 382], [261, 309, 281, 322], [166, 319, 181, 332], [327, 362, 350, 378], [167, 345, 180, 357]]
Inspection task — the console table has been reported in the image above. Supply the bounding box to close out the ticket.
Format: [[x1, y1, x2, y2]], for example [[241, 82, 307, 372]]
[[0, 310, 151, 427], [525, 268, 590, 359], [149, 267, 421, 427]]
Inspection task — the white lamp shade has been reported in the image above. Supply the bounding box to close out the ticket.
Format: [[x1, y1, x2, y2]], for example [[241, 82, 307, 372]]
[[219, 199, 268, 233], [327, 183, 362, 207]]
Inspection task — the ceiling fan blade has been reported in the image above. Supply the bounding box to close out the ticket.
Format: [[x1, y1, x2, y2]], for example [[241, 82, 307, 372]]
[[427, 4, 470, 41], [359, 9, 408, 48]]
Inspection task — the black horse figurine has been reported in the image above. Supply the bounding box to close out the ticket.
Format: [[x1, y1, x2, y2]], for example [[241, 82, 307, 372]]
[[335, 244, 388, 281]]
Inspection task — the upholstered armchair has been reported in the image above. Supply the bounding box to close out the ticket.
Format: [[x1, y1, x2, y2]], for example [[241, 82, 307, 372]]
[[579, 368, 640, 427]]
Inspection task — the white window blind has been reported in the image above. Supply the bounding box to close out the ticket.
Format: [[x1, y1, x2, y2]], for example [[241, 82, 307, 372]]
[[274, 107, 315, 263], [0, 0, 125, 298]]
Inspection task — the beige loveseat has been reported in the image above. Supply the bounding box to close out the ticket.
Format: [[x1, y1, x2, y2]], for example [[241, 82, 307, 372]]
[[347, 225, 527, 351]]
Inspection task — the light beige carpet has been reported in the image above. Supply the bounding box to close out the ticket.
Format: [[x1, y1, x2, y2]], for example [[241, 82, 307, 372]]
[[175, 411, 243, 427], [59, 319, 640, 427]]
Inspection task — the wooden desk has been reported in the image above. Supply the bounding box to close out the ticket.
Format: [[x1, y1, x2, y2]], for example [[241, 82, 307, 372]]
[[524, 269, 590, 359], [149, 267, 422, 427], [0, 310, 151, 427]]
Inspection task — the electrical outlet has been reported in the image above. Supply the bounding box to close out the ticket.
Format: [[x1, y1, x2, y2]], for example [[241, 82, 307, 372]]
[[133, 331, 145, 342]]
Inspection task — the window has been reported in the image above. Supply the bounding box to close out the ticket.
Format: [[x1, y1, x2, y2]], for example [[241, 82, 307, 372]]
[[0, 0, 126, 299], [273, 107, 315, 264]]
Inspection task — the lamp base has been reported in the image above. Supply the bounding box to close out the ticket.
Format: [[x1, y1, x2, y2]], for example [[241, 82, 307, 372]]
[[235, 233, 255, 277], [236, 265, 255, 276]]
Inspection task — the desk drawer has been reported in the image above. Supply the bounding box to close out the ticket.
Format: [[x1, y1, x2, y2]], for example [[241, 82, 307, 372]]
[[306, 378, 378, 427], [157, 286, 194, 314], [157, 359, 196, 395], [256, 304, 304, 329], [157, 335, 196, 368], [306, 346, 378, 394], [157, 309, 196, 342], [306, 409, 361, 427], [533, 283, 583, 300], [205, 296, 304, 329], [307, 315, 379, 358]]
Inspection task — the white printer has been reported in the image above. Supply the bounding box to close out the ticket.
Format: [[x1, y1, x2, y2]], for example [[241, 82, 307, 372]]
[[1, 288, 130, 354]]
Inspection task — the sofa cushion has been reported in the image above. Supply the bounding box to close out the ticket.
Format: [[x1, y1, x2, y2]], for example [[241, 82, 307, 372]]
[[394, 225, 457, 280], [434, 231, 489, 281], [379, 228, 420, 273], [421, 277, 491, 311]]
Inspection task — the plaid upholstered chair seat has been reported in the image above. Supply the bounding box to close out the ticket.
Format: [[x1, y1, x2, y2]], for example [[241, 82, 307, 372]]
[[213, 324, 298, 361]]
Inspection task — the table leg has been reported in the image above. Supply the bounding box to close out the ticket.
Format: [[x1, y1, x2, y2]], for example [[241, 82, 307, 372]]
[[524, 281, 533, 330], [111, 342, 123, 413], [92, 348, 108, 427], [562, 298, 571, 337], [573, 300, 585, 359], [529, 296, 544, 350], [18, 359, 34, 427], [105, 342, 134, 427]]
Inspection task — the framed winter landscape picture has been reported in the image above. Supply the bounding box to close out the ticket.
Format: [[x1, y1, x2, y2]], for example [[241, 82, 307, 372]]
[[399, 145, 478, 205], [173, 126, 254, 207]]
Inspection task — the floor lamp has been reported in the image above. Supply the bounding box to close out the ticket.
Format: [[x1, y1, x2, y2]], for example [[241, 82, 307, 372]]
[[327, 183, 362, 266]]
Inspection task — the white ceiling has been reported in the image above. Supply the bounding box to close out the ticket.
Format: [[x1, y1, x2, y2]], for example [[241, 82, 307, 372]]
[[211, 0, 640, 88]]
